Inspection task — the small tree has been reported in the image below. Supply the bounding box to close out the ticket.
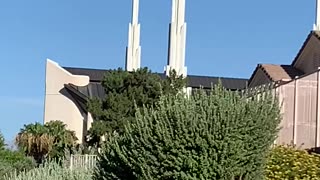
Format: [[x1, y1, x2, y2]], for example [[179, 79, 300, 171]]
[[45, 121, 78, 159], [15, 123, 54, 163], [15, 121, 78, 163], [87, 68, 185, 147], [94, 85, 281, 180]]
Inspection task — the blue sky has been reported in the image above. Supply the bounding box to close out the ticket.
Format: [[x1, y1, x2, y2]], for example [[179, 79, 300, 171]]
[[0, 0, 314, 142]]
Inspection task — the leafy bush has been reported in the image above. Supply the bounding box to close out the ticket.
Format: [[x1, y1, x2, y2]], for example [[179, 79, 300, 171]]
[[0, 149, 36, 178], [15, 121, 78, 163], [95, 86, 281, 180], [0, 132, 5, 150], [87, 68, 185, 147], [4, 160, 93, 180], [266, 145, 320, 179]]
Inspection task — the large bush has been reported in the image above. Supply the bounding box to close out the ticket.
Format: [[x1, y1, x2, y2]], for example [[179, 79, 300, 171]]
[[94, 86, 281, 180], [266, 145, 320, 179], [0, 149, 36, 178], [0, 131, 36, 178], [87, 68, 185, 147]]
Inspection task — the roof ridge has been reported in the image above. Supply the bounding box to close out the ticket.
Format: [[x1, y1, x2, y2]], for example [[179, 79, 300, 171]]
[[291, 31, 317, 66], [259, 64, 275, 81]]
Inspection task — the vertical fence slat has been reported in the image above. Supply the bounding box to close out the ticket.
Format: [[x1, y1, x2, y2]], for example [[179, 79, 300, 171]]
[[69, 155, 98, 169]]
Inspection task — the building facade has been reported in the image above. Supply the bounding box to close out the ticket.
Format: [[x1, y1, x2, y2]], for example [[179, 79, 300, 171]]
[[44, 1, 320, 149]]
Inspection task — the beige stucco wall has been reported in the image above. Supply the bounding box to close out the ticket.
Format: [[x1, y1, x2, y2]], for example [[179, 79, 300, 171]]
[[293, 35, 320, 74], [249, 68, 271, 88], [44, 59, 90, 143]]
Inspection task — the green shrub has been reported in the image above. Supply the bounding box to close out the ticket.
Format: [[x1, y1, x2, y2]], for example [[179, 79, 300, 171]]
[[4, 160, 93, 180], [0, 132, 5, 150], [266, 145, 320, 179], [0, 149, 36, 178], [87, 68, 186, 148], [95, 86, 281, 180]]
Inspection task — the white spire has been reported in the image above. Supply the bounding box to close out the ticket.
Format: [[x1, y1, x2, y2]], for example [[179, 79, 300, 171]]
[[165, 0, 187, 77], [314, 0, 320, 30], [126, 0, 141, 71]]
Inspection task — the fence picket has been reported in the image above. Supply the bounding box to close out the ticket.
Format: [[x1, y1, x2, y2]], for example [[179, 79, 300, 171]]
[[69, 155, 98, 170]]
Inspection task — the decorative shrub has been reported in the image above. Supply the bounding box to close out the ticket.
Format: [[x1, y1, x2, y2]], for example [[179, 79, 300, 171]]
[[87, 68, 185, 147], [266, 145, 320, 179], [95, 86, 281, 180], [4, 160, 93, 180], [0, 149, 36, 178]]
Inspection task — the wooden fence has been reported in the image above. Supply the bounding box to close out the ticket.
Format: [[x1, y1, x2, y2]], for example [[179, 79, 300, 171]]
[[70, 154, 98, 170]]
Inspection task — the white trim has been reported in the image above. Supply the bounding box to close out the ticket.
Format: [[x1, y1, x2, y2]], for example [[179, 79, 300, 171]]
[[46, 59, 90, 83]]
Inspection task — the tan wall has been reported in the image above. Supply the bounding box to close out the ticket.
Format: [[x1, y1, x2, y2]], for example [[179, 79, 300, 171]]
[[293, 35, 320, 74], [249, 68, 271, 87], [276, 70, 320, 149], [44, 59, 90, 143]]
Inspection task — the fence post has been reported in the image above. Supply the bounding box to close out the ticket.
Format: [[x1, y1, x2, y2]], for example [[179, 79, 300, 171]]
[[70, 154, 73, 170], [317, 68, 320, 147], [293, 77, 299, 145], [85, 154, 88, 169]]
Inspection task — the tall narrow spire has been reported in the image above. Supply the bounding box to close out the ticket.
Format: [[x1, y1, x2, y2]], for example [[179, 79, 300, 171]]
[[126, 0, 141, 71], [165, 0, 187, 77], [314, 0, 320, 30]]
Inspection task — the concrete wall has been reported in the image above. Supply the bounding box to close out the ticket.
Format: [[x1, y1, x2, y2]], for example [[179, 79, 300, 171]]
[[44, 59, 90, 143], [276, 69, 320, 149], [293, 35, 320, 74]]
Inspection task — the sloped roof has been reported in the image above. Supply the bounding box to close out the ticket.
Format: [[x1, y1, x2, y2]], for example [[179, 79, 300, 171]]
[[63, 67, 248, 90], [64, 67, 107, 82], [187, 75, 248, 90], [291, 31, 320, 66], [65, 83, 105, 99], [260, 64, 303, 81], [63, 67, 248, 111], [248, 64, 303, 86]]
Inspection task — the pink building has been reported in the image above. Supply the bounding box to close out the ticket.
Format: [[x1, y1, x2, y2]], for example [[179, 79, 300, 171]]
[[248, 31, 320, 149]]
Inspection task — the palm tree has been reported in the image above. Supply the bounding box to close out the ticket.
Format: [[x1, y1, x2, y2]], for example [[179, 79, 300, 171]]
[[44, 121, 78, 159], [15, 123, 54, 163], [15, 121, 78, 163]]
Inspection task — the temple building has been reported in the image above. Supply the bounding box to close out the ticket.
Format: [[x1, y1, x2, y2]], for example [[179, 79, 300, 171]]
[[44, 0, 320, 149]]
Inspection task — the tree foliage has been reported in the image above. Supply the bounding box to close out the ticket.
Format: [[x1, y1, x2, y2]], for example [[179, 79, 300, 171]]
[[45, 121, 78, 160], [87, 68, 185, 147], [15, 123, 54, 163], [94, 85, 281, 180], [0, 131, 5, 150], [15, 121, 78, 163], [0, 149, 36, 178]]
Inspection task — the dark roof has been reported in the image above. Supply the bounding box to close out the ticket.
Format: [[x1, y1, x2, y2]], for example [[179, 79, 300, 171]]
[[276, 65, 304, 79], [247, 64, 303, 87], [291, 31, 320, 66], [64, 67, 107, 82], [64, 83, 106, 113], [63, 67, 248, 112], [187, 75, 247, 90], [65, 82, 105, 99], [64, 67, 248, 90]]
